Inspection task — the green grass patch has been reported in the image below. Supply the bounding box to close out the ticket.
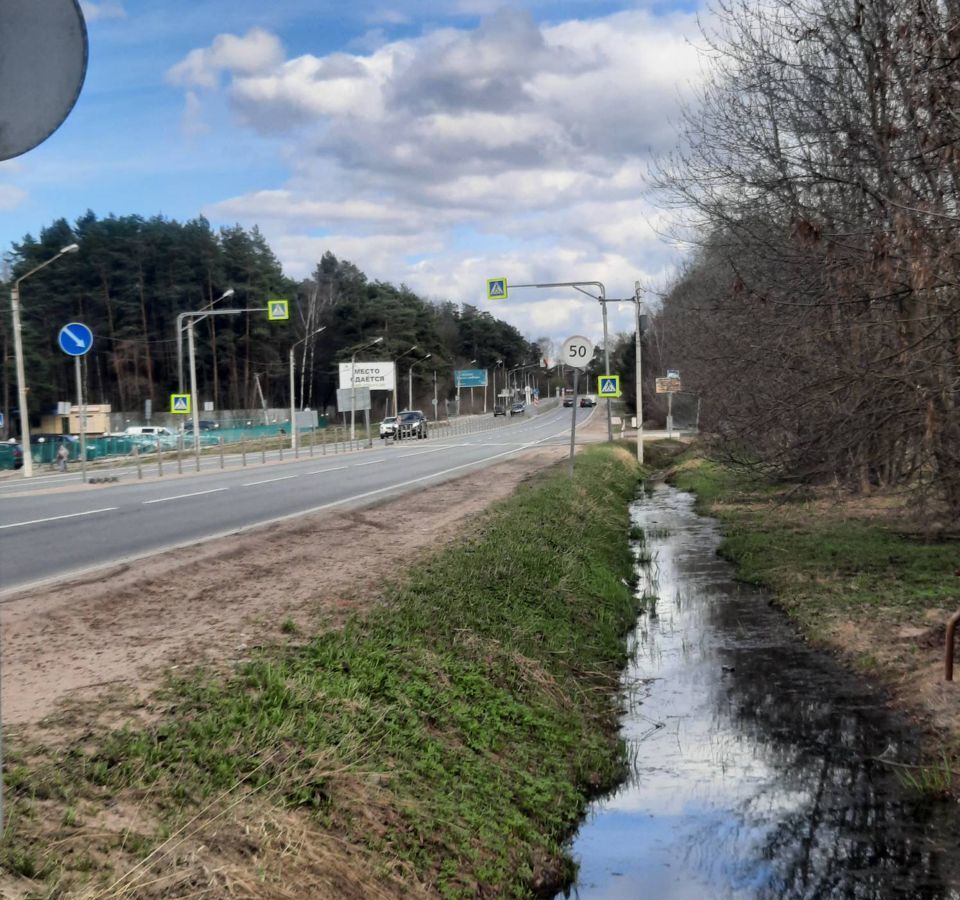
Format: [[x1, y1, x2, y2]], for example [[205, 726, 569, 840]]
[[7, 445, 644, 898], [669, 457, 960, 635]]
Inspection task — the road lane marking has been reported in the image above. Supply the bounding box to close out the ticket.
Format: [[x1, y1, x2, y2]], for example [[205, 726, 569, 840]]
[[352, 460, 380, 467], [242, 475, 297, 487], [0, 507, 118, 530], [143, 488, 229, 504], [308, 465, 348, 474]]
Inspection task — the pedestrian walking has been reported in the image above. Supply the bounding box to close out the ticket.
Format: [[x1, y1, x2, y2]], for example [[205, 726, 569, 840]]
[[56, 441, 69, 472]]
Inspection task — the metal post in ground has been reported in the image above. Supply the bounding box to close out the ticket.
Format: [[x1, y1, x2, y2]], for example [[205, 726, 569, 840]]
[[75, 356, 87, 484], [135, 444, 142, 480], [241, 437, 247, 467], [177, 434, 183, 474], [569, 368, 579, 477], [157, 445, 163, 477], [261, 435, 266, 464], [219, 436, 225, 469]]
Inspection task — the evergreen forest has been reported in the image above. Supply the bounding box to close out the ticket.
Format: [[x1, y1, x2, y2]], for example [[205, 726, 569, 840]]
[[0, 212, 542, 432]]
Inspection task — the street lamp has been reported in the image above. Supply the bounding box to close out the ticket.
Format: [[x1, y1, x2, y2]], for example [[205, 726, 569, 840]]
[[456, 358, 476, 415], [290, 326, 326, 455], [409, 353, 432, 410], [393, 344, 418, 416], [177, 288, 234, 393], [498, 280, 613, 441], [9, 242, 79, 478], [492, 359, 504, 409], [350, 336, 383, 440], [634, 282, 646, 465]]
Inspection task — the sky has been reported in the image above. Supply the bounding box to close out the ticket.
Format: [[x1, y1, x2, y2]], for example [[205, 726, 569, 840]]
[[0, 0, 706, 352]]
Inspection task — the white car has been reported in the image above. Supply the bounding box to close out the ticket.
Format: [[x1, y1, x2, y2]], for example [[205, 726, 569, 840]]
[[379, 416, 398, 439]]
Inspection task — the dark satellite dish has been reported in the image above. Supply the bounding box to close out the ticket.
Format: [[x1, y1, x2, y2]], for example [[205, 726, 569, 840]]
[[0, 0, 88, 161]]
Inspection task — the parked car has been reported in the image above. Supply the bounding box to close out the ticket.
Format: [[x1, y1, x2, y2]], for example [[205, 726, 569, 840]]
[[183, 419, 218, 431], [5, 439, 24, 469], [395, 410, 428, 439], [493, 403, 507, 416], [510, 402, 526, 416], [379, 416, 399, 439], [124, 426, 176, 438], [563, 397, 575, 407]]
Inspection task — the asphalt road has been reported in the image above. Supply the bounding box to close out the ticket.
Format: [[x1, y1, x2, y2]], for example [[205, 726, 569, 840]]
[[0, 405, 594, 594]]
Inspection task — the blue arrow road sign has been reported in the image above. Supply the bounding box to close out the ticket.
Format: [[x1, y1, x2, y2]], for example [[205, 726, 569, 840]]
[[58, 322, 93, 356]]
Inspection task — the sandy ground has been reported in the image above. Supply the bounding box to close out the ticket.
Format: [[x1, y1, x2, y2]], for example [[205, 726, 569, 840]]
[[1, 444, 581, 730]]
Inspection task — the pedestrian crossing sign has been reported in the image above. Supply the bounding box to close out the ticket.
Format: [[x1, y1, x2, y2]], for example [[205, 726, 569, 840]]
[[170, 393, 192, 414], [598, 375, 621, 398], [268, 299, 289, 320], [486, 278, 508, 300]]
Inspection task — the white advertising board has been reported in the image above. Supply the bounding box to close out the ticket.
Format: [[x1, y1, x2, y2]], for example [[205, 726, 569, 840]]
[[336, 387, 372, 413], [338, 361, 396, 391]]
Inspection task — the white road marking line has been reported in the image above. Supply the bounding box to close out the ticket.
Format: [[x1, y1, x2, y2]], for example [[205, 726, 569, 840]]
[[0, 507, 118, 530], [143, 488, 229, 504], [242, 475, 297, 487], [308, 465, 349, 474], [353, 460, 380, 467]]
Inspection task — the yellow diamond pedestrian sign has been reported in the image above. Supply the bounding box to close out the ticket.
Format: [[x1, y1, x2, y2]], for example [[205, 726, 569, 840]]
[[598, 375, 621, 398], [486, 278, 507, 300], [268, 299, 289, 320], [170, 393, 192, 414]]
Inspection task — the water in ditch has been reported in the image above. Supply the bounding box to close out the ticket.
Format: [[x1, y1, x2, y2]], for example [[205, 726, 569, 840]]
[[559, 484, 960, 899]]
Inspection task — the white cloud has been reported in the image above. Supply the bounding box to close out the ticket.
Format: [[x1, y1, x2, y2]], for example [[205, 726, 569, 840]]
[[166, 28, 284, 89], [177, 8, 701, 343], [0, 185, 27, 211], [80, 1, 126, 22]]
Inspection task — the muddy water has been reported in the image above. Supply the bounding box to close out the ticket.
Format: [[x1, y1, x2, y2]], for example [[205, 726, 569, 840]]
[[560, 485, 960, 899]]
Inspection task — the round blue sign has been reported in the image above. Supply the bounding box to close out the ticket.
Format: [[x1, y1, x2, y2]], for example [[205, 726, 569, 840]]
[[58, 322, 93, 356]]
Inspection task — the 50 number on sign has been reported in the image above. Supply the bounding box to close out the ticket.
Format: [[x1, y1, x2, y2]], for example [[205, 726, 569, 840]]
[[561, 335, 594, 370]]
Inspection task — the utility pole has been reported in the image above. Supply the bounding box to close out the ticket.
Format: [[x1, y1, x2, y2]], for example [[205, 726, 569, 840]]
[[634, 281, 645, 465]]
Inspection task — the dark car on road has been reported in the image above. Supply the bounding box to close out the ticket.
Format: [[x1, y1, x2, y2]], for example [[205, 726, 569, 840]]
[[493, 403, 506, 416], [563, 397, 575, 407], [395, 410, 428, 439], [580, 395, 597, 407], [510, 402, 526, 416]]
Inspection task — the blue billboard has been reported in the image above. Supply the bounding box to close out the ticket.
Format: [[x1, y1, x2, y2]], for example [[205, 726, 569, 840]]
[[455, 368, 488, 388]]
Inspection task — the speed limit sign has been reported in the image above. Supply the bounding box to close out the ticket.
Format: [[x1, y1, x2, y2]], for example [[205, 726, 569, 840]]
[[561, 335, 594, 370]]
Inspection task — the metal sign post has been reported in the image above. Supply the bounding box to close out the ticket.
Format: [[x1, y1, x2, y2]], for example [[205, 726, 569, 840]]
[[58, 322, 93, 483], [561, 335, 594, 476], [74, 357, 86, 483]]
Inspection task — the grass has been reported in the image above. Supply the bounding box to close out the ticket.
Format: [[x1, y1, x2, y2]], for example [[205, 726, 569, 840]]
[[3, 444, 644, 898], [670, 456, 960, 635]]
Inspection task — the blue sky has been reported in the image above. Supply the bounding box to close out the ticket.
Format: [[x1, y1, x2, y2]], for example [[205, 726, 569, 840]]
[[0, 0, 705, 353]]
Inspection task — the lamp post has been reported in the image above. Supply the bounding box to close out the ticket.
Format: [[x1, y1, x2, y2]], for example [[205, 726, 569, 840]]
[[633, 282, 646, 465], [497, 280, 612, 441], [290, 326, 326, 456], [492, 359, 503, 409], [456, 358, 476, 416], [409, 353, 432, 410], [177, 288, 234, 393], [392, 344, 417, 416], [350, 336, 383, 440], [10, 242, 79, 478]]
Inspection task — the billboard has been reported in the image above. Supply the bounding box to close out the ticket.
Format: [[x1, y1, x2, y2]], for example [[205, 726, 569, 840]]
[[455, 368, 488, 388], [338, 361, 396, 391], [336, 386, 372, 412]]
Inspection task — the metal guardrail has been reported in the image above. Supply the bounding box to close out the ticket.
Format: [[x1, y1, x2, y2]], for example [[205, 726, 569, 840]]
[[0, 398, 560, 473]]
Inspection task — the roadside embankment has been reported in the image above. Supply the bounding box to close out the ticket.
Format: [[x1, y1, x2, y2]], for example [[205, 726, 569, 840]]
[[1, 444, 643, 899], [668, 451, 960, 787]]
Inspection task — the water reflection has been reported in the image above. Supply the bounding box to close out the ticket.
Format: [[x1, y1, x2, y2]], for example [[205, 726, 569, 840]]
[[561, 486, 960, 899]]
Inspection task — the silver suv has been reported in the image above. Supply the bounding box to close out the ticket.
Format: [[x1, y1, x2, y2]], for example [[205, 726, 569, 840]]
[[395, 410, 428, 439]]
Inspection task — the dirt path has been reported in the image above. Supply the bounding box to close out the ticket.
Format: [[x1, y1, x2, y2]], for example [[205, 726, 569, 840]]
[[2, 446, 576, 729]]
